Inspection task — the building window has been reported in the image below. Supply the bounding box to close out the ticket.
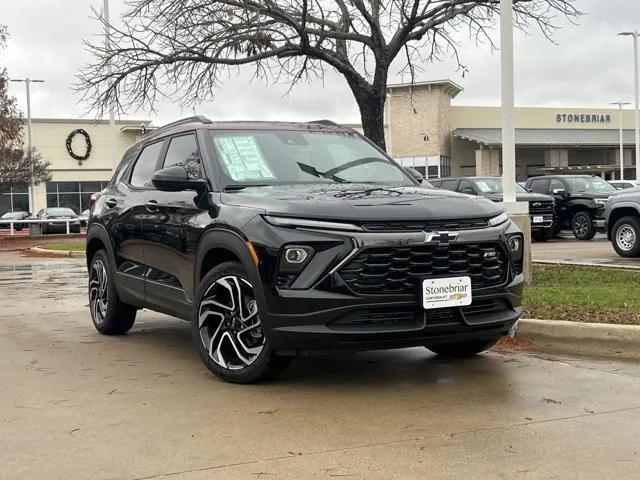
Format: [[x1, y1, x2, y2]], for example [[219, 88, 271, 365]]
[[46, 181, 108, 214], [0, 185, 30, 215]]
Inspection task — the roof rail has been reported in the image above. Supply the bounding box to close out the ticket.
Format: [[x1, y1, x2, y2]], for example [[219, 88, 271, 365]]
[[144, 115, 212, 139], [306, 119, 340, 127]]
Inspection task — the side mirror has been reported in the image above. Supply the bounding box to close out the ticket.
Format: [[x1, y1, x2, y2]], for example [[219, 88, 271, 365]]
[[552, 188, 567, 197], [404, 167, 424, 184], [152, 166, 208, 193], [460, 187, 476, 195]]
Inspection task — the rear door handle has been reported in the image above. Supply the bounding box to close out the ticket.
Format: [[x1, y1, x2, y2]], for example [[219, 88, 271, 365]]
[[145, 200, 159, 212], [105, 198, 117, 208]]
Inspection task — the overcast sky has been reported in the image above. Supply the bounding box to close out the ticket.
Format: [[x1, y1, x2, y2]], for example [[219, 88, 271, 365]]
[[2, 0, 639, 125]]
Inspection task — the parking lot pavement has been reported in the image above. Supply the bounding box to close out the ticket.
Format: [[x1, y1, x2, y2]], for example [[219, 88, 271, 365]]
[[2, 253, 640, 480], [532, 237, 640, 268]]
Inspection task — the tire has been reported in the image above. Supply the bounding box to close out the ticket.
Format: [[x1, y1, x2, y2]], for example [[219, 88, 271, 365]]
[[192, 261, 292, 384], [571, 211, 595, 240], [426, 337, 501, 358], [88, 250, 137, 334], [532, 229, 552, 242], [612, 216, 640, 257], [551, 221, 562, 238]]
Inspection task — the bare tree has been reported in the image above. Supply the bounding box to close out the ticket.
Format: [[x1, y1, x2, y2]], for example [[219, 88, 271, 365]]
[[0, 25, 51, 193], [77, 0, 580, 150]]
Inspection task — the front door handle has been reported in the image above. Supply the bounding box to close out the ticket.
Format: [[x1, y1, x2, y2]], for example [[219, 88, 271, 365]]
[[105, 198, 117, 208], [145, 200, 159, 212]]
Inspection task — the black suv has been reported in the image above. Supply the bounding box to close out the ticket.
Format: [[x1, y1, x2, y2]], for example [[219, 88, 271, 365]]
[[430, 176, 555, 241], [525, 175, 615, 240], [86, 117, 524, 383]]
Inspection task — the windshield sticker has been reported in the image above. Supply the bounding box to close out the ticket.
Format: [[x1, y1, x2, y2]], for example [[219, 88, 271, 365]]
[[214, 136, 275, 181]]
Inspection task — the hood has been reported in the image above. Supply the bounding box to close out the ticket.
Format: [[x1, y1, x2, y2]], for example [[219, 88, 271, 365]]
[[480, 192, 554, 203], [220, 184, 503, 222]]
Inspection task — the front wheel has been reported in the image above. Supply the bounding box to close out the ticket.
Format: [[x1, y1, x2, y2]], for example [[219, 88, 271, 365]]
[[426, 337, 501, 358], [571, 211, 595, 240], [612, 216, 640, 257], [192, 261, 292, 383], [532, 229, 552, 242]]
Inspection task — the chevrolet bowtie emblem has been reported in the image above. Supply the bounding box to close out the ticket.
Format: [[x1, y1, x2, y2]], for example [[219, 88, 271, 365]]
[[532, 202, 541, 207], [423, 231, 459, 244]]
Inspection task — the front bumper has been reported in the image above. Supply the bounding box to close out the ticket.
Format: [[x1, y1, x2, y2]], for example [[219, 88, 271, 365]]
[[249, 218, 524, 354], [529, 213, 554, 231]]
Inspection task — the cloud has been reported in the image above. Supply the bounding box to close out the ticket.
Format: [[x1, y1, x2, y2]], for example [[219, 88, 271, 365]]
[[2, 0, 638, 125]]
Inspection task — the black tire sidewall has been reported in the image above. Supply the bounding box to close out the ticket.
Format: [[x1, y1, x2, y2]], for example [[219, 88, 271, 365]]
[[191, 261, 289, 383], [571, 211, 595, 240], [89, 250, 136, 334], [612, 216, 640, 257]]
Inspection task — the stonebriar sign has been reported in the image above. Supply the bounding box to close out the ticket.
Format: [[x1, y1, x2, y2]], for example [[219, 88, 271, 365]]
[[556, 113, 611, 124]]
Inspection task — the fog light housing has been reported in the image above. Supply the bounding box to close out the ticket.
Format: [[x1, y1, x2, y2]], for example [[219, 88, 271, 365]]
[[284, 247, 309, 264], [277, 245, 315, 289], [506, 233, 524, 275]]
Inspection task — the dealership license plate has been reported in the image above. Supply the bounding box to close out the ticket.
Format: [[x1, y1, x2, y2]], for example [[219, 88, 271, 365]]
[[422, 276, 472, 309], [533, 216, 544, 223]]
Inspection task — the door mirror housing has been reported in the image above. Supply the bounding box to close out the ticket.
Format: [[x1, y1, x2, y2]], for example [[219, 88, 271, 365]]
[[152, 166, 208, 193], [552, 188, 567, 197], [404, 167, 424, 184]]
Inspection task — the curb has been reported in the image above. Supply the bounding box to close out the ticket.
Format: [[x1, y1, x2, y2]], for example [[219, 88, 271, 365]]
[[533, 260, 640, 270], [30, 247, 86, 258], [517, 318, 640, 360]]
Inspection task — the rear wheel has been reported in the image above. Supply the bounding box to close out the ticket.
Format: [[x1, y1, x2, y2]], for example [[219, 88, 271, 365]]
[[571, 211, 595, 240], [426, 337, 500, 358], [89, 250, 137, 334], [192, 261, 292, 383], [612, 216, 640, 257]]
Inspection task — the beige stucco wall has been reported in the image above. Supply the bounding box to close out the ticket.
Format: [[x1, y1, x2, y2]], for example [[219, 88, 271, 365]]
[[450, 105, 631, 130], [27, 119, 150, 212]]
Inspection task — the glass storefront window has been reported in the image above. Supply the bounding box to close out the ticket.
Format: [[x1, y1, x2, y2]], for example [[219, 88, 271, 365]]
[[46, 181, 108, 214], [0, 185, 30, 215]]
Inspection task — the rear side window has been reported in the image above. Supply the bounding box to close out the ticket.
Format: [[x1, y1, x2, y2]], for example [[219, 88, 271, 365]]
[[130, 141, 164, 188], [163, 134, 201, 180], [529, 179, 548, 194], [440, 180, 459, 191]]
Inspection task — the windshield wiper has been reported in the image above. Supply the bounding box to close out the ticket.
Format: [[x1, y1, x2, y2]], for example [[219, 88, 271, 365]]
[[297, 162, 347, 183], [224, 184, 270, 191]]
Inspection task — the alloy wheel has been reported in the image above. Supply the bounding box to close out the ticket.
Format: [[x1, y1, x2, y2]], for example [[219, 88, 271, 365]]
[[574, 215, 588, 236], [198, 276, 265, 370], [616, 225, 636, 252], [89, 259, 108, 325]]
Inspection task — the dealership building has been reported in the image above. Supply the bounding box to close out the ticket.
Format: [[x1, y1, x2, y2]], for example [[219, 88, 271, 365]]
[[1, 119, 150, 215], [386, 79, 639, 181], [3, 78, 638, 216]]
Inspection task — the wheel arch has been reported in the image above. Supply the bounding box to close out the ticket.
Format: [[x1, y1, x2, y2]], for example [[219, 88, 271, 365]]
[[86, 223, 116, 272], [608, 205, 640, 238], [194, 228, 265, 309]]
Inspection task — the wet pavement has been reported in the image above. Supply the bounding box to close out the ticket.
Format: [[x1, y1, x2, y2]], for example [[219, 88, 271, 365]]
[[1, 252, 640, 479], [532, 237, 640, 268]]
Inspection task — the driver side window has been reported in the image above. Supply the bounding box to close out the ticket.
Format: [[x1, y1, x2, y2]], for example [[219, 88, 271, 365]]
[[548, 179, 564, 194]]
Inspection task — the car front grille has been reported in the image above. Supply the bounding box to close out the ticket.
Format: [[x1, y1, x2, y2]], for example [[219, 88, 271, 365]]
[[528, 200, 554, 215], [338, 243, 507, 295], [360, 218, 489, 232]]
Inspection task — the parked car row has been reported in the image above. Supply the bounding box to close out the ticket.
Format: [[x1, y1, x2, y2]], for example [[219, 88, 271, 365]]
[[0, 207, 90, 234]]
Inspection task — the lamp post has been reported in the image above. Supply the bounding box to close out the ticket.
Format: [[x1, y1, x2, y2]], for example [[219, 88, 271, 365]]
[[10, 78, 45, 214], [619, 31, 640, 180], [500, 0, 516, 205], [103, 0, 117, 169], [611, 101, 631, 180]]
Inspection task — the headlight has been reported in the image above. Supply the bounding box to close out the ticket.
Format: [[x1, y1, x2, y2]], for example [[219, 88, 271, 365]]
[[264, 215, 363, 232], [594, 198, 608, 206], [488, 212, 509, 227]]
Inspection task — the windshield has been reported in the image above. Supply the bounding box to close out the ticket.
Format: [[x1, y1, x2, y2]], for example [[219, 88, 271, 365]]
[[209, 130, 412, 187], [46, 208, 76, 216], [473, 178, 526, 194], [564, 177, 616, 193], [1, 212, 25, 219]]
